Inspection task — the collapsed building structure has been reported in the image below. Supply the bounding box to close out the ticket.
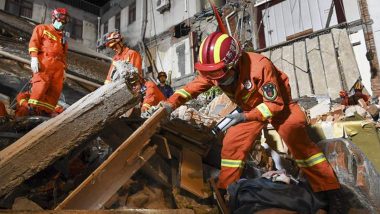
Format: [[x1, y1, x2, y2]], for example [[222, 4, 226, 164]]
[[0, 0, 380, 213]]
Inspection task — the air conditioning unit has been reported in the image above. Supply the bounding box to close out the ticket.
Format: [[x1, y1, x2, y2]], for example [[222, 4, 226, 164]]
[[156, 0, 170, 13], [254, 0, 271, 7]]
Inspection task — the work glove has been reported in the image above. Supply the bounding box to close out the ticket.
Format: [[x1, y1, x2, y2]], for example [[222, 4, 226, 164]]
[[30, 57, 39, 73], [224, 112, 246, 130], [140, 102, 173, 119]]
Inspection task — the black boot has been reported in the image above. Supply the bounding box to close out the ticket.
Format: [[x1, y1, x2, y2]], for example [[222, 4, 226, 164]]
[[326, 189, 348, 214]]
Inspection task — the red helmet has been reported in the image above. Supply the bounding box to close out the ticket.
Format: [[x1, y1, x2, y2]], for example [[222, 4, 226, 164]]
[[195, 32, 241, 80], [51, 8, 69, 23], [104, 30, 123, 48]]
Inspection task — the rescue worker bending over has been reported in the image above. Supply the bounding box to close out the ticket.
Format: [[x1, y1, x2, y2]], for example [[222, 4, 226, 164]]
[[28, 8, 69, 116], [125, 71, 166, 115], [151, 31, 344, 213], [102, 30, 142, 84], [157, 71, 174, 98], [340, 81, 369, 106]]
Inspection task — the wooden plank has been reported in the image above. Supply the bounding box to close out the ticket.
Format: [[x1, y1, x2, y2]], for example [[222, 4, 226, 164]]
[[141, 155, 171, 188], [306, 37, 329, 96], [294, 40, 312, 96], [1, 209, 195, 214], [56, 108, 166, 210], [271, 48, 283, 70], [319, 33, 342, 99], [152, 134, 172, 159], [180, 149, 209, 199], [332, 28, 361, 90], [0, 82, 139, 197], [281, 44, 298, 98]]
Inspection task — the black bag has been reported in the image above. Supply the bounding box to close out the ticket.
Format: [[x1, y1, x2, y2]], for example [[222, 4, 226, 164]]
[[227, 178, 327, 214]]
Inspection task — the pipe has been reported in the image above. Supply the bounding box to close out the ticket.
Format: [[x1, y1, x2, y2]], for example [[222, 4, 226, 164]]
[[225, 8, 237, 36], [0, 50, 102, 88]]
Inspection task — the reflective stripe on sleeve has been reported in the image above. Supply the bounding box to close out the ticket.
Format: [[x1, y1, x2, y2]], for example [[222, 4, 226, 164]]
[[174, 89, 192, 100], [256, 103, 273, 120]]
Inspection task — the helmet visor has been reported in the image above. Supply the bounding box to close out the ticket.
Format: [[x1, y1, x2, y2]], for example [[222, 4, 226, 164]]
[[195, 61, 227, 80]]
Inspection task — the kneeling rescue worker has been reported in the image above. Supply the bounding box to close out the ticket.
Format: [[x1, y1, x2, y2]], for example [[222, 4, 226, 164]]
[[150, 3, 343, 213]]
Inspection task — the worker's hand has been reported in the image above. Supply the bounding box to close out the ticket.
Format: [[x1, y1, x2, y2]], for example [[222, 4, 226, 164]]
[[159, 101, 173, 115], [224, 112, 246, 129], [339, 90, 348, 98], [30, 57, 39, 73], [141, 105, 159, 119], [140, 102, 173, 119]]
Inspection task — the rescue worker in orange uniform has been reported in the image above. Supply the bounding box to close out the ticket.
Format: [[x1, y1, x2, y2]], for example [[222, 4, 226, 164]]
[[15, 90, 64, 118], [102, 30, 142, 84], [0, 101, 7, 118], [28, 8, 69, 116], [152, 7, 343, 211], [125, 71, 166, 114], [15, 91, 31, 117], [339, 81, 370, 106]]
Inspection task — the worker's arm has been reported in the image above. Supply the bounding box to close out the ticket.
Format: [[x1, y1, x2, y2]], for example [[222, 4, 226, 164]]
[[142, 82, 161, 112], [28, 25, 42, 57], [244, 58, 285, 121], [166, 75, 214, 110], [130, 51, 142, 78], [104, 60, 116, 84]]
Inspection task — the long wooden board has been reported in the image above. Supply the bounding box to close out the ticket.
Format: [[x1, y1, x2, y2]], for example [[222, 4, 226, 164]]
[[319, 33, 342, 99], [332, 28, 361, 90], [270, 48, 283, 71], [294, 40, 312, 96], [306, 37, 328, 95], [180, 149, 209, 199], [281, 44, 298, 99], [56, 108, 166, 210], [0, 82, 139, 197]]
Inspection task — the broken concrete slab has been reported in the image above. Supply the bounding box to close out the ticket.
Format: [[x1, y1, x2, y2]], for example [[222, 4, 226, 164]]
[[0, 82, 139, 198]]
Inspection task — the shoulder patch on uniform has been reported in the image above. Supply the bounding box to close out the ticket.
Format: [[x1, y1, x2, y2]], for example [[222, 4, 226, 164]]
[[262, 83, 277, 101]]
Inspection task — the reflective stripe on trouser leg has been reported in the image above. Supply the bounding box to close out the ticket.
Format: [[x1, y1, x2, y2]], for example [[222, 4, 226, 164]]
[[217, 120, 265, 189], [272, 103, 340, 192]]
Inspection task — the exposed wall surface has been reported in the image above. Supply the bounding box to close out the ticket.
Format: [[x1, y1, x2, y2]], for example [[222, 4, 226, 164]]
[[0, 0, 6, 10], [83, 20, 97, 50], [108, 16, 116, 33], [145, 0, 198, 38], [32, 3, 47, 23], [367, 0, 380, 69]]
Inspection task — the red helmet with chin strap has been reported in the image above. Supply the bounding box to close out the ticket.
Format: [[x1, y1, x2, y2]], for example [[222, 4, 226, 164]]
[[51, 8, 69, 23], [194, 0, 241, 80], [195, 32, 241, 79], [105, 30, 123, 48]]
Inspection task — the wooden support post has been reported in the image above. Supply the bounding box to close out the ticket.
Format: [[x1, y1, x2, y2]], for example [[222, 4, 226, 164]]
[[0, 82, 139, 197], [56, 108, 167, 210]]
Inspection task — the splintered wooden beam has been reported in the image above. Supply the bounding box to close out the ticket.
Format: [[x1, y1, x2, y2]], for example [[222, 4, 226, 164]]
[[180, 149, 209, 199], [56, 108, 167, 210], [0, 82, 139, 197]]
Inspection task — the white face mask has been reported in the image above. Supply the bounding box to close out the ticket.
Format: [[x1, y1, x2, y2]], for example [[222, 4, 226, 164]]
[[53, 20, 65, 31]]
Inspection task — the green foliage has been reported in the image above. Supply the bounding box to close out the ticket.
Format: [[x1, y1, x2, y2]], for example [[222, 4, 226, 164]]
[[202, 86, 223, 98]]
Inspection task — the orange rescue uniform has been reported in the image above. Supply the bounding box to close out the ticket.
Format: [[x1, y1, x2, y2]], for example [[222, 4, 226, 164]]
[[28, 24, 67, 114], [141, 81, 166, 112], [104, 47, 142, 84], [167, 52, 340, 192], [15, 91, 31, 117], [0, 101, 7, 117]]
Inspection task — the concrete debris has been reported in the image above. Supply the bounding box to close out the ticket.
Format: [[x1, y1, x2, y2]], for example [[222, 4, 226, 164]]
[[12, 197, 43, 211]]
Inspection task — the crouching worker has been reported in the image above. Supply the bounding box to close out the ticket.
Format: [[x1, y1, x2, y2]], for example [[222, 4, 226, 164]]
[[124, 71, 166, 118], [146, 28, 344, 214]]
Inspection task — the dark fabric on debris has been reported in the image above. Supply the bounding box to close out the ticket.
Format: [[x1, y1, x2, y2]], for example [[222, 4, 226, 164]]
[[227, 178, 327, 214]]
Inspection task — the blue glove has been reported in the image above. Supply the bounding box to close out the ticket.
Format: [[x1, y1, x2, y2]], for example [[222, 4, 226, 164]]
[[224, 112, 246, 130]]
